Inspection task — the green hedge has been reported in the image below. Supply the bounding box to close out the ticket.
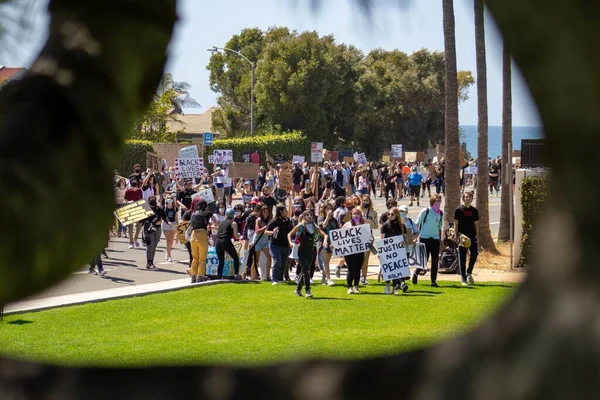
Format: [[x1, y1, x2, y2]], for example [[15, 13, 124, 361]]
[[118, 139, 154, 176], [518, 177, 548, 268], [205, 131, 310, 163]]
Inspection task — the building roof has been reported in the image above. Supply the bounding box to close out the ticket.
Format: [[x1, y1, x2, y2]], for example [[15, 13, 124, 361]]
[[0, 66, 27, 83], [167, 107, 219, 136]]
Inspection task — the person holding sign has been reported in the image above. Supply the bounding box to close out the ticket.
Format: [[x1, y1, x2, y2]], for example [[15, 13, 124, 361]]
[[287, 211, 329, 298], [317, 203, 339, 286], [342, 209, 373, 295], [142, 195, 165, 269], [380, 208, 410, 295]]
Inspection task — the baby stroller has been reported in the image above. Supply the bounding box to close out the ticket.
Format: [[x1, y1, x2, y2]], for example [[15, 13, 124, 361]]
[[438, 226, 459, 274]]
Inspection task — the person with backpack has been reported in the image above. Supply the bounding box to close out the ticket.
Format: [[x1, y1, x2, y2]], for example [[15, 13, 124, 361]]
[[454, 191, 479, 285], [413, 194, 444, 287], [189, 198, 213, 284]]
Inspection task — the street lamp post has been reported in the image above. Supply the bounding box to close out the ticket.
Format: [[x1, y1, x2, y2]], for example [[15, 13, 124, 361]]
[[208, 46, 255, 135]]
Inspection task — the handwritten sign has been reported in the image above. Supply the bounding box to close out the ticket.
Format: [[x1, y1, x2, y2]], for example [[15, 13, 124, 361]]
[[292, 155, 305, 165], [356, 153, 367, 165], [213, 149, 233, 165], [328, 224, 372, 257], [327, 151, 339, 162], [311, 142, 323, 151], [146, 152, 160, 171], [176, 221, 191, 244], [311, 149, 323, 163], [343, 156, 354, 164], [407, 243, 427, 269], [192, 187, 215, 204], [229, 162, 260, 180], [242, 153, 252, 163], [179, 145, 199, 159], [465, 166, 478, 175], [279, 170, 293, 191], [376, 235, 410, 281], [175, 157, 204, 179], [391, 144, 403, 159], [114, 200, 155, 227]]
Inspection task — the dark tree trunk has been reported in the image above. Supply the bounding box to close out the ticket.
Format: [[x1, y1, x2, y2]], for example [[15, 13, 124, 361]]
[[498, 42, 513, 242], [442, 0, 461, 226], [474, 0, 498, 252]]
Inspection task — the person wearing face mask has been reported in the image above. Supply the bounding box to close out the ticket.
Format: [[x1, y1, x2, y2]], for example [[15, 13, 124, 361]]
[[162, 195, 178, 262], [343, 208, 371, 294], [380, 207, 409, 295], [125, 180, 143, 248], [359, 195, 378, 285], [413, 194, 444, 287], [128, 164, 143, 187], [266, 205, 293, 284], [454, 191, 479, 285], [317, 202, 339, 286], [189, 198, 213, 283], [288, 210, 328, 298], [215, 208, 241, 280], [142, 195, 165, 269]]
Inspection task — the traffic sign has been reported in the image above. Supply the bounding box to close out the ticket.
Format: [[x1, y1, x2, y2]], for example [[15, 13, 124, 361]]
[[203, 132, 213, 146]]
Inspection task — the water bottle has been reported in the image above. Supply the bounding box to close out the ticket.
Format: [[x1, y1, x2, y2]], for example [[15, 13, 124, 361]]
[[273, 227, 279, 239]]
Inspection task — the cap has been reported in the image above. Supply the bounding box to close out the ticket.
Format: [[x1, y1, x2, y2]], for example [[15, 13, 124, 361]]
[[216, 167, 221, 171], [399, 205, 408, 213], [251, 196, 260, 205], [225, 208, 235, 217], [243, 180, 251, 186]]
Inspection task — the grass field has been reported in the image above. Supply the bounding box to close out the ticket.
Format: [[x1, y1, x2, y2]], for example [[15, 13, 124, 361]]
[[0, 281, 515, 367]]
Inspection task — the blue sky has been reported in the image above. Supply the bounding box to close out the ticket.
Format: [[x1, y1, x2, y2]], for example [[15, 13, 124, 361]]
[[3, 0, 540, 126]]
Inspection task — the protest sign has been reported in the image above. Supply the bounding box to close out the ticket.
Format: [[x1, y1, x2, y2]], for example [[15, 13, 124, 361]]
[[192, 187, 215, 204], [175, 157, 204, 179], [465, 166, 477, 175], [343, 156, 354, 164], [311, 142, 323, 151], [357, 153, 367, 165], [311, 149, 323, 163], [250, 152, 260, 164], [329, 224, 372, 257], [176, 221, 190, 244], [242, 153, 252, 163], [213, 149, 233, 165], [274, 153, 286, 163], [179, 145, 199, 159], [407, 243, 427, 269], [391, 144, 403, 159], [208, 155, 215, 164], [146, 152, 160, 171], [279, 170, 293, 191], [265, 151, 274, 164], [229, 162, 260, 180], [327, 151, 339, 162], [205, 242, 243, 277], [375, 235, 411, 281], [114, 200, 155, 227], [293, 155, 305, 165]]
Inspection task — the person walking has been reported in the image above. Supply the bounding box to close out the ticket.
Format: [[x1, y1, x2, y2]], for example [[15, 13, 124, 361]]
[[266, 205, 294, 284], [408, 166, 423, 207], [317, 202, 339, 286], [215, 208, 241, 280], [454, 191, 479, 285], [162, 194, 178, 262], [142, 195, 165, 269], [413, 194, 444, 287], [343, 208, 372, 295], [125, 180, 143, 249], [359, 194, 378, 285], [380, 207, 409, 295], [287, 210, 328, 298], [189, 199, 212, 283]]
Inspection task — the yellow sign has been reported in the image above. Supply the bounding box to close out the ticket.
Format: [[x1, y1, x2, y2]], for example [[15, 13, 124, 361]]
[[114, 200, 154, 227], [177, 221, 191, 244], [382, 155, 390, 162]]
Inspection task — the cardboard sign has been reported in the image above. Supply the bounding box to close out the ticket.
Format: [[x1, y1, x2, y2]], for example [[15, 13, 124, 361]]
[[114, 200, 155, 227], [465, 166, 478, 175], [265, 151, 274, 164], [407, 243, 427, 269], [213, 149, 233, 165], [382, 155, 390, 162], [146, 152, 160, 171], [175, 157, 204, 179], [279, 170, 293, 191], [229, 162, 260, 180], [311, 142, 323, 151], [328, 224, 372, 257], [176, 221, 190, 244], [391, 144, 403, 159], [343, 156, 354, 164], [376, 235, 411, 281], [179, 145, 199, 159], [192, 187, 215, 204], [293, 155, 305, 165], [311, 149, 323, 163]]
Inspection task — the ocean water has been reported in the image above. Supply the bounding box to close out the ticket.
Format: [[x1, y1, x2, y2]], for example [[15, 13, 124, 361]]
[[460, 125, 544, 159]]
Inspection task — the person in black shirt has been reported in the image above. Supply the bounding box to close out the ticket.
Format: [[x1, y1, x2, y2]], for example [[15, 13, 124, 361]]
[[380, 207, 409, 295], [266, 205, 294, 284], [143, 195, 165, 269], [454, 191, 479, 285], [378, 199, 398, 226], [260, 185, 277, 215], [292, 164, 304, 196], [177, 180, 197, 212], [128, 164, 143, 187], [215, 209, 241, 280]]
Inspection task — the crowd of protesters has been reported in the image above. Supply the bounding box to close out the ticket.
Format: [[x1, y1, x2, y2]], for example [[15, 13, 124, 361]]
[[108, 156, 504, 296]]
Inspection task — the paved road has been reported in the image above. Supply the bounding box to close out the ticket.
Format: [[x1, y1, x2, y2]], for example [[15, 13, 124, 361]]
[[21, 191, 505, 301]]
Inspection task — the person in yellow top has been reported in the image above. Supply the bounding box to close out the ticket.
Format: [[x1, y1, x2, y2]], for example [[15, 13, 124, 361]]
[[359, 194, 378, 285]]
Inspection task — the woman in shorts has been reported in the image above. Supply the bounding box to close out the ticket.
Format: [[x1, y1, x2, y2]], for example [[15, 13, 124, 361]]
[[253, 204, 273, 281], [162, 194, 178, 262]]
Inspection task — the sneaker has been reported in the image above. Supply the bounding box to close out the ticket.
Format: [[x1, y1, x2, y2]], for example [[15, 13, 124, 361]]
[[99, 270, 107, 276], [335, 267, 341, 278], [294, 275, 300, 283], [295, 289, 303, 297], [353, 286, 360, 293], [321, 277, 326, 285], [165, 254, 168, 260], [467, 274, 475, 284], [88, 269, 97, 275], [461, 280, 469, 286], [129, 244, 134, 249], [384, 284, 391, 295], [412, 273, 418, 285], [360, 277, 368, 285], [409, 202, 413, 207], [347, 288, 354, 295], [134, 241, 140, 248], [327, 279, 335, 286], [146, 263, 152, 269], [234, 274, 242, 281], [401, 282, 409, 293], [271, 281, 278, 286], [417, 202, 420, 207], [167, 257, 173, 262], [310, 278, 315, 285], [191, 275, 197, 284], [431, 282, 439, 288], [393, 289, 399, 295], [305, 290, 313, 298]]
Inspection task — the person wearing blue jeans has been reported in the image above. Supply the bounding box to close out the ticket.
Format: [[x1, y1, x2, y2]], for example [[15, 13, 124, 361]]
[[89, 253, 106, 276], [454, 191, 479, 285], [413, 195, 444, 287], [266, 205, 293, 284]]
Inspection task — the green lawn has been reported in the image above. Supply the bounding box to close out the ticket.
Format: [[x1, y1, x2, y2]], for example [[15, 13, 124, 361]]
[[0, 281, 515, 367]]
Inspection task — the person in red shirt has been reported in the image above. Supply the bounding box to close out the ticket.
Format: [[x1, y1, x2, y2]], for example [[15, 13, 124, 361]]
[[125, 180, 143, 248]]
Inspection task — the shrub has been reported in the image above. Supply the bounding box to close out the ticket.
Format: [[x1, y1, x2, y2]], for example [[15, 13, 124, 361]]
[[118, 140, 154, 176], [205, 131, 310, 163], [518, 177, 548, 268]]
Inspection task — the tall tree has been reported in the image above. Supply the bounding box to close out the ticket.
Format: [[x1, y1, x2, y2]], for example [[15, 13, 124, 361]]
[[474, 0, 497, 252], [498, 43, 513, 242], [442, 0, 461, 226], [156, 73, 200, 114]]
